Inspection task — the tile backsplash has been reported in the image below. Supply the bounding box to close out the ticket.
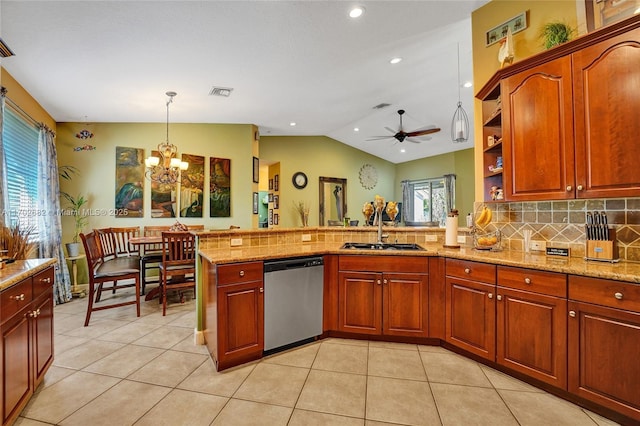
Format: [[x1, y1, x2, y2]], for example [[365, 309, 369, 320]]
[[478, 198, 640, 261]]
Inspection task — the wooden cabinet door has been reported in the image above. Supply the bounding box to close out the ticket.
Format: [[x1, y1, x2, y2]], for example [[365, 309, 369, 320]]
[[445, 277, 496, 361], [502, 56, 575, 201], [216, 281, 264, 370], [2, 311, 32, 425], [383, 273, 429, 338], [338, 271, 381, 335], [497, 287, 567, 389], [568, 301, 640, 422], [572, 27, 640, 199], [32, 291, 54, 386]]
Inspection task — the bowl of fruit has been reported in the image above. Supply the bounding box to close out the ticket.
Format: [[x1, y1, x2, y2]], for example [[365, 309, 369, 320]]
[[473, 230, 501, 251]]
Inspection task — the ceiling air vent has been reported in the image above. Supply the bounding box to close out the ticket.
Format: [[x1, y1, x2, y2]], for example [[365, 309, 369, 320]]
[[0, 38, 15, 57], [209, 86, 234, 97], [372, 103, 391, 110]]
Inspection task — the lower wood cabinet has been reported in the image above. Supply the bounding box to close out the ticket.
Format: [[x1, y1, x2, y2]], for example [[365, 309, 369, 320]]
[[204, 261, 264, 371], [1, 266, 54, 426], [568, 275, 640, 422], [338, 256, 429, 338], [496, 266, 567, 389], [445, 259, 496, 361]]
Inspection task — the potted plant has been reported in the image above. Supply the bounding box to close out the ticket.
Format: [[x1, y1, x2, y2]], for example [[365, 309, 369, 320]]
[[540, 22, 575, 49], [0, 223, 36, 260], [59, 165, 88, 257]]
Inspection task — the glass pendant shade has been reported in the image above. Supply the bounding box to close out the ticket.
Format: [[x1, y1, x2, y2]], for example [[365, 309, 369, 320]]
[[451, 101, 469, 143]]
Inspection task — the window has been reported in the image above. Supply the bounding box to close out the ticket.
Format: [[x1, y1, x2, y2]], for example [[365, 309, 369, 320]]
[[404, 177, 446, 225], [2, 105, 40, 235]]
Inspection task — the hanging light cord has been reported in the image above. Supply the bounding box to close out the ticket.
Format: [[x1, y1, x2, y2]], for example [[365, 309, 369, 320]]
[[457, 43, 461, 106]]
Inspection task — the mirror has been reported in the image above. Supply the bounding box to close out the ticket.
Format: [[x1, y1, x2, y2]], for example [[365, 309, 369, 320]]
[[319, 177, 347, 226]]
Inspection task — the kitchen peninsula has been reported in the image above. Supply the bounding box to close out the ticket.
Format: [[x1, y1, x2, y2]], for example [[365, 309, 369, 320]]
[[0, 259, 57, 426], [198, 226, 640, 425]]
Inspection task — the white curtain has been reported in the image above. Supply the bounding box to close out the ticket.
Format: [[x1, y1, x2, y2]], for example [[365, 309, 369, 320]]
[[0, 88, 8, 225], [37, 126, 72, 304], [443, 173, 456, 213], [401, 180, 411, 223]]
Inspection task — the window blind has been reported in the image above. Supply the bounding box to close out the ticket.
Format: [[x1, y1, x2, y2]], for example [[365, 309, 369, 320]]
[[3, 106, 39, 235]]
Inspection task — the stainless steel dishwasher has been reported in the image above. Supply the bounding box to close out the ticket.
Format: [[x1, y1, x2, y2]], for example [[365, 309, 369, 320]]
[[263, 256, 324, 353]]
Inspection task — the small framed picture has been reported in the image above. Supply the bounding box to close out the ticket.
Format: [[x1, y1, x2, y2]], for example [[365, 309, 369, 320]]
[[274, 174, 279, 191], [269, 179, 274, 190], [268, 193, 274, 202], [273, 195, 279, 209], [252, 157, 259, 184], [252, 192, 258, 214], [269, 209, 273, 225], [274, 213, 279, 225]]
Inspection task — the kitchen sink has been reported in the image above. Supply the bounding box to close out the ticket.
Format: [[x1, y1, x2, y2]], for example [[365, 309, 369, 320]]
[[341, 242, 425, 251]]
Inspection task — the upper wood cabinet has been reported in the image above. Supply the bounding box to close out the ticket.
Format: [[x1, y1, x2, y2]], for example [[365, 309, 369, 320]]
[[477, 15, 640, 202]]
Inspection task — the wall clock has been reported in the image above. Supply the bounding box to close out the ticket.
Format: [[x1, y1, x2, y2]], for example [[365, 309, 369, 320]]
[[359, 164, 378, 189], [292, 171, 308, 189]]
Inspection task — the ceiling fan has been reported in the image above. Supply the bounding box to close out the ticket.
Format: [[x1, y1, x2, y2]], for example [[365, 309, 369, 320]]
[[368, 109, 440, 144]]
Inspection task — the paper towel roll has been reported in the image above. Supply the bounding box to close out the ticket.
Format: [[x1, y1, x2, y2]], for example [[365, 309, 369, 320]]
[[445, 216, 459, 247]]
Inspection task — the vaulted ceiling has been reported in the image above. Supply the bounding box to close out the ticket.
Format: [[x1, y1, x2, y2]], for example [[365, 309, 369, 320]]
[[1, 1, 488, 163]]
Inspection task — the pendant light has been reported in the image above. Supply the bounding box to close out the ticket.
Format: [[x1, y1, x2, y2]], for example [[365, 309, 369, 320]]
[[451, 43, 469, 143]]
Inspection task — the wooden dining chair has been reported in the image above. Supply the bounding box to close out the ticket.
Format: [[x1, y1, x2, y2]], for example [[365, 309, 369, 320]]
[[140, 225, 171, 295], [80, 231, 141, 326], [111, 226, 141, 259], [158, 231, 196, 316], [96, 227, 116, 261]]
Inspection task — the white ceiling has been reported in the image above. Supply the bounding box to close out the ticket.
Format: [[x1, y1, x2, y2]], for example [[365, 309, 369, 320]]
[[0, 0, 488, 164]]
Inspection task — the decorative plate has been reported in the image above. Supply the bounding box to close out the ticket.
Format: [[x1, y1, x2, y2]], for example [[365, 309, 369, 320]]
[[359, 164, 378, 189], [292, 171, 308, 189]]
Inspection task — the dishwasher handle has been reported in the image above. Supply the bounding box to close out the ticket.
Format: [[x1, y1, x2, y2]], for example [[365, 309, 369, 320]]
[[264, 256, 324, 273]]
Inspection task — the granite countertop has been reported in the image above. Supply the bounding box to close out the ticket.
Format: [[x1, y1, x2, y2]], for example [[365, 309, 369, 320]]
[[0, 258, 57, 291], [199, 243, 640, 284]]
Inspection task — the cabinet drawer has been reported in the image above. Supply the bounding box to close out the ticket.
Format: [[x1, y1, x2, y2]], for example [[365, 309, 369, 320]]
[[569, 275, 640, 312], [217, 261, 263, 286], [498, 266, 566, 298], [33, 267, 54, 296], [1, 278, 33, 322], [446, 258, 496, 284], [339, 255, 428, 274]]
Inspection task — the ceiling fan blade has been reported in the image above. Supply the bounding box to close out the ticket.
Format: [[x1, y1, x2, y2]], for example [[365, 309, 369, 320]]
[[384, 126, 397, 134], [366, 136, 393, 141], [407, 127, 441, 137], [406, 137, 424, 144]]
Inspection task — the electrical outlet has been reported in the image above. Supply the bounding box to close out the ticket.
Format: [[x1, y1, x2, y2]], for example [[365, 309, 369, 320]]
[[457, 235, 466, 244], [301, 234, 311, 242], [530, 241, 546, 251], [230, 238, 243, 247], [425, 234, 438, 242]]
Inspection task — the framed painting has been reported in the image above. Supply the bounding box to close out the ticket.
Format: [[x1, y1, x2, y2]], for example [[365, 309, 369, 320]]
[[274, 174, 279, 191], [253, 192, 259, 214], [269, 208, 273, 225], [274, 213, 279, 225], [269, 179, 274, 190], [150, 149, 176, 218], [485, 11, 528, 46], [585, 0, 640, 32], [273, 195, 279, 209], [115, 146, 144, 218], [268, 193, 274, 202], [210, 157, 231, 217], [180, 153, 204, 218], [253, 157, 259, 184]]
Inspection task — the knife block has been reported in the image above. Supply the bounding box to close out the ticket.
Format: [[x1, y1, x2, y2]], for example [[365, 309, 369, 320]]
[[585, 228, 619, 262]]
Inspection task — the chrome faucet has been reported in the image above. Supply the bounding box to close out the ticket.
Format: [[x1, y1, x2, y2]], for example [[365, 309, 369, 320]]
[[377, 211, 388, 244]]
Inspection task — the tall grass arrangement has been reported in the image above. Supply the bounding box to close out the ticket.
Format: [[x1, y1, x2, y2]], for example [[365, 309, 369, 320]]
[[0, 224, 37, 259]]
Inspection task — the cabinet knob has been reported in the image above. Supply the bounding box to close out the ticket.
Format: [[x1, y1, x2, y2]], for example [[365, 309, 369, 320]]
[[488, 293, 493, 299], [566, 185, 572, 191], [28, 309, 40, 318], [577, 184, 583, 191], [524, 277, 531, 284], [614, 292, 623, 300], [497, 294, 502, 301], [569, 311, 576, 317], [259, 287, 263, 293], [464, 268, 471, 274], [383, 279, 388, 285], [239, 270, 245, 277], [10, 293, 25, 301], [42, 277, 51, 284], [377, 279, 381, 285]]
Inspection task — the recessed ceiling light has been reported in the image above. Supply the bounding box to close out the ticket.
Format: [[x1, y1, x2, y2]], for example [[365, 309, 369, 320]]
[[400, 149, 406, 153], [389, 57, 402, 64], [349, 7, 364, 18], [289, 122, 296, 126], [463, 81, 473, 88], [354, 127, 360, 132]]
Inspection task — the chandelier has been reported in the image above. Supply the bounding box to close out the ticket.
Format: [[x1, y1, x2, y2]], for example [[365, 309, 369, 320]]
[[145, 91, 188, 185], [451, 44, 469, 143]]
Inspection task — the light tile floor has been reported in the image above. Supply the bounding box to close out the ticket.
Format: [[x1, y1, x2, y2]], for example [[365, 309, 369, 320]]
[[16, 287, 621, 426]]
